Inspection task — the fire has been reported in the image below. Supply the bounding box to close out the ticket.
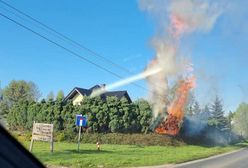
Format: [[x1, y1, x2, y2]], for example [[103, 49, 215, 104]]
[[155, 76, 195, 136]]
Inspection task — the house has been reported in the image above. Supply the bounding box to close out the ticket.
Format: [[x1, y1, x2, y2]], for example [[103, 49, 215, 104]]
[[63, 84, 132, 105]]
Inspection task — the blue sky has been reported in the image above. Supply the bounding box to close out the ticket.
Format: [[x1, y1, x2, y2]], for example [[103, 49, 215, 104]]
[[0, 0, 248, 112]]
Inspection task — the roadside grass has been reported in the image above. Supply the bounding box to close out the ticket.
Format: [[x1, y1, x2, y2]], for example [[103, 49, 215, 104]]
[[235, 140, 248, 148], [20, 141, 241, 168]]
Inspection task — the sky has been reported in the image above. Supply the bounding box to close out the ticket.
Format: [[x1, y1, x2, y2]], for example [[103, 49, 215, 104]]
[[0, 0, 248, 113]]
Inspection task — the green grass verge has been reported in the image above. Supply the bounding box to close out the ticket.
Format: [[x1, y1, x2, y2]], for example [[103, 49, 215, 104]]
[[20, 141, 241, 168]]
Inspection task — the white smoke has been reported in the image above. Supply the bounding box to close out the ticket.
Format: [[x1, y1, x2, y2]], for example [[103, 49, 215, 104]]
[[168, 0, 222, 34], [139, 0, 223, 119], [90, 66, 162, 97]]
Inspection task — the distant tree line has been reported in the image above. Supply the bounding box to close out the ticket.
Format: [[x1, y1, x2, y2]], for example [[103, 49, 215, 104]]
[[185, 95, 231, 132], [182, 95, 241, 145]]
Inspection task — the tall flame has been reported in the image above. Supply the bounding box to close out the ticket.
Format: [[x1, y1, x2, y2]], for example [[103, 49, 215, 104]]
[[139, 0, 222, 136], [155, 76, 196, 135]]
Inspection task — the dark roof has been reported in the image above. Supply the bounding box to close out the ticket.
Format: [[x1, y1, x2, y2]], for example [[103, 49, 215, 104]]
[[76, 87, 91, 96], [89, 85, 101, 91], [64, 85, 132, 103]]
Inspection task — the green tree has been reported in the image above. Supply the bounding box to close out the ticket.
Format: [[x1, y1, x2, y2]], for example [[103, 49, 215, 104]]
[[94, 99, 109, 132], [120, 98, 139, 133], [233, 103, 248, 137], [53, 100, 64, 131], [56, 90, 64, 101], [208, 96, 229, 131], [87, 96, 106, 132], [135, 99, 152, 133], [26, 101, 41, 129], [3, 80, 41, 105], [61, 100, 76, 133], [7, 100, 29, 130], [107, 96, 123, 133]]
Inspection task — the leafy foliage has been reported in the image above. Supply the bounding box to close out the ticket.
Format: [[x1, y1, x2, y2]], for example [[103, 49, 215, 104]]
[[233, 102, 248, 138], [7, 96, 153, 135], [3, 80, 40, 104]]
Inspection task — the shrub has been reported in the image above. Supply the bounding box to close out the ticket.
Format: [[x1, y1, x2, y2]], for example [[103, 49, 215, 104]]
[[79, 133, 184, 146]]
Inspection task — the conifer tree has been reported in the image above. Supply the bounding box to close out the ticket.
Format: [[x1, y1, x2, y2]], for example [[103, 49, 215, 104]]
[[208, 96, 229, 131]]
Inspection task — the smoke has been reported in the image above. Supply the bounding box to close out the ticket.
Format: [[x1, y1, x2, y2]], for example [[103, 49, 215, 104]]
[[182, 116, 208, 137], [168, 0, 222, 35], [139, 0, 223, 124], [181, 114, 232, 146], [139, 0, 222, 37], [90, 66, 162, 97]]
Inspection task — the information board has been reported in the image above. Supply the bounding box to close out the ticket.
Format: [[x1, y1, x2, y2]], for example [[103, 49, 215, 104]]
[[30, 122, 54, 152]]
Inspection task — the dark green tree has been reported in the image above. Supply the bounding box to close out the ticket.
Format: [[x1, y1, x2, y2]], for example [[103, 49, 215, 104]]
[[208, 96, 229, 131], [135, 99, 152, 133], [107, 96, 123, 133], [53, 100, 64, 131], [26, 101, 41, 129], [61, 100, 76, 133], [7, 100, 29, 130], [120, 98, 139, 133]]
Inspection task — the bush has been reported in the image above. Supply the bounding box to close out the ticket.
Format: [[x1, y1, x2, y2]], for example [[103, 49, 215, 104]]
[[12, 130, 184, 146], [79, 133, 184, 146]]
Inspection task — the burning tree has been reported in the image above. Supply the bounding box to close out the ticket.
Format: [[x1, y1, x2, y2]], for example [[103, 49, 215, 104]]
[[155, 77, 195, 136], [139, 0, 223, 136]]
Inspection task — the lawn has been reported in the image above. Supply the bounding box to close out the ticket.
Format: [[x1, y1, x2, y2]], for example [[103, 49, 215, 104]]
[[20, 141, 240, 168]]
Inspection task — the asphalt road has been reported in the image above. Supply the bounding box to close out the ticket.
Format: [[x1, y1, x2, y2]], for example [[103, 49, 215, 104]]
[[174, 148, 248, 168]]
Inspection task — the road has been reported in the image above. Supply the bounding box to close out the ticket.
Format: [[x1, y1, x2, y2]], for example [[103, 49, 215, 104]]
[[174, 148, 248, 168]]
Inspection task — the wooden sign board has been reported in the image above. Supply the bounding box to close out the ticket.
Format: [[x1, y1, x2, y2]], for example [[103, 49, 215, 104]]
[[29, 122, 54, 152]]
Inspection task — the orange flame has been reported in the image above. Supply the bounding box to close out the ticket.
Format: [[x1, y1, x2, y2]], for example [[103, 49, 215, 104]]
[[155, 76, 195, 135]]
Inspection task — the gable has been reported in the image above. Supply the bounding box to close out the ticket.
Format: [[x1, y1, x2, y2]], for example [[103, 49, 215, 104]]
[[72, 93, 84, 105]]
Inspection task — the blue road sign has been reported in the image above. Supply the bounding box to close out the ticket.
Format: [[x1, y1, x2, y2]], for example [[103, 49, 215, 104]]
[[75, 114, 87, 127]]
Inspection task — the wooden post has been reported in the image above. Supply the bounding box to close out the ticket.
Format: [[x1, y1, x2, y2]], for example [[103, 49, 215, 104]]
[[29, 121, 35, 152], [29, 139, 34, 152], [77, 126, 82, 152], [50, 124, 54, 153]]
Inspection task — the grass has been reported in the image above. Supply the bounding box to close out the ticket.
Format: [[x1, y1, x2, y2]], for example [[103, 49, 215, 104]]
[[20, 141, 242, 168]]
